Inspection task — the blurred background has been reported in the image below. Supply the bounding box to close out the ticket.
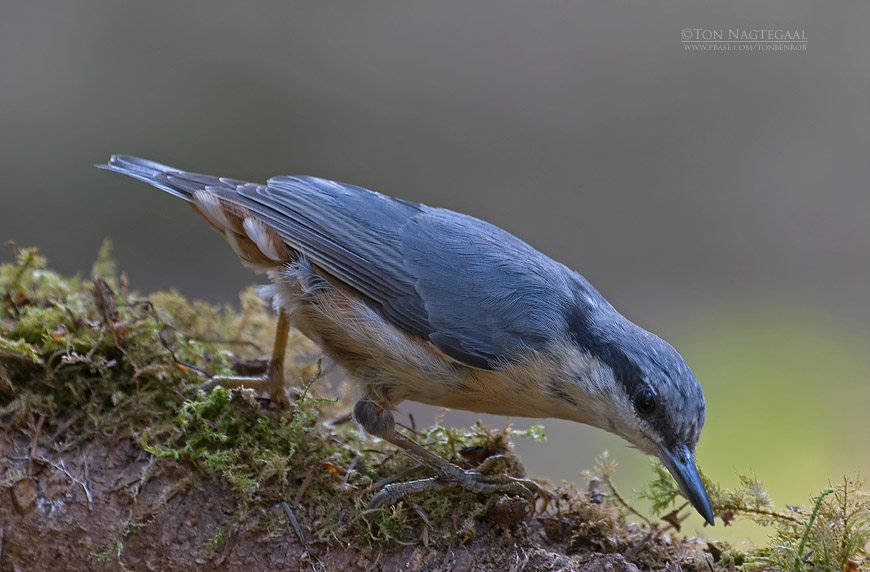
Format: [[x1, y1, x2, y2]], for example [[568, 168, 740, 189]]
[[2, 1, 868, 544]]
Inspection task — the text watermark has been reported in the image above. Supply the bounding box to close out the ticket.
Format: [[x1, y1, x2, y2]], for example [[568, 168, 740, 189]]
[[681, 28, 807, 51]]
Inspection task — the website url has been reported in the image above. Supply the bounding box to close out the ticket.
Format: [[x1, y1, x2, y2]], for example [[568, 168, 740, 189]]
[[683, 43, 807, 51]]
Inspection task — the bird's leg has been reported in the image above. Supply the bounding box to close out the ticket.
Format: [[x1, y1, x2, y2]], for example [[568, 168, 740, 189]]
[[353, 399, 544, 511], [201, 308, 292, 408]]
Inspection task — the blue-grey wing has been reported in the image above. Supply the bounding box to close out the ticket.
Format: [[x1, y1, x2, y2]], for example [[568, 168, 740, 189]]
[[100, 156, 577, 369], [393, 210, 577, 368], [257, 178, 577, 369]]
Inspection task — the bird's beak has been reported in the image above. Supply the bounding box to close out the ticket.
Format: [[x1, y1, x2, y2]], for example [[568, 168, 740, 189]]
[[659, 443, 715, 525]]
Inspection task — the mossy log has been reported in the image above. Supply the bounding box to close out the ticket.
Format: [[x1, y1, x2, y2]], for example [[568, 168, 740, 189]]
[[0, 244, 725, 571]]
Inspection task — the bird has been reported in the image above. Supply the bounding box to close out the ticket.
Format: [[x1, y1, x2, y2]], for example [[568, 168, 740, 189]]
[[98, 155, 715, 525]]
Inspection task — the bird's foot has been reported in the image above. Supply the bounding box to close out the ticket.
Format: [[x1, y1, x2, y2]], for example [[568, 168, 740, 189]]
[[199, 363, 290, 409], [198, 308, 292, 408], [199, 309, 290, 409], [200, 372, 290, 408], [353, 400, 547, 514], [367, 458, 546, 512]]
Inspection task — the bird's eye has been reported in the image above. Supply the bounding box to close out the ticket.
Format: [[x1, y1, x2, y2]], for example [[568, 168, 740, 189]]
[[634, 388, 657, 415]]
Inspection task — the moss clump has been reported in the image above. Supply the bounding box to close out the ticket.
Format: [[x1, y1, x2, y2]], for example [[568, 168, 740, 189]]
[[0, 242, 316, 440], [5, 242, 867, 570], [639, 462, 870, 571], [0, 243, 548, 550], [141, 386, 337, 493], [743, 479, 870, 572]]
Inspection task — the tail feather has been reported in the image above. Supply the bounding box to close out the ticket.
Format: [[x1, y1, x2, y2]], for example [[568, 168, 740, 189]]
[[96, 155, 192, 201], [98, 155, 293, 268]]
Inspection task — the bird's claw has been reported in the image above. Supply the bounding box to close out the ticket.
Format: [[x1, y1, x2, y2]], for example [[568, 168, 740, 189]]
[[198, 373, 291, 408], [367, 466, 546, 514]]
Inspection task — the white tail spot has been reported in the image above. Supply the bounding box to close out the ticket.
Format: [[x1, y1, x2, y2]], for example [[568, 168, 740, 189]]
[[192, 190, 232, 230], [243, 217, 283, 261]]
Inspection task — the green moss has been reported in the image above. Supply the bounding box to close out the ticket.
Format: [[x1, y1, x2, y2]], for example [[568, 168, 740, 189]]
[[206, 524, 229, 550], [91, 523, 142, 572], [742, 479, 870, 572], [0, 243, 544, 550], [140, 385, 345, 495], [5, 243, 868, 568], [637, 460, 869, 571]]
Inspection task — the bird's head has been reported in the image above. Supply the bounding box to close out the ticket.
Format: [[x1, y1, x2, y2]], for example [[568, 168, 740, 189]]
[[558, 298, 714, 525]]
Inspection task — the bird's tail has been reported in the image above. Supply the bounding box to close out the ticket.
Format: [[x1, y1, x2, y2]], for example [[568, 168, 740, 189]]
[[96, 155, 193, 201], [97, 155, 296, 268]]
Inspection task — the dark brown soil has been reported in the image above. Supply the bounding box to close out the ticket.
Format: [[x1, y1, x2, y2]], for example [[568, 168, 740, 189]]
[[0, 431, 706, 572]]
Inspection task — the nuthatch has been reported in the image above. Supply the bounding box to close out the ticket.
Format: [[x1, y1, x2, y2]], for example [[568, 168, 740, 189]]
[[99, 155, 714, 525]]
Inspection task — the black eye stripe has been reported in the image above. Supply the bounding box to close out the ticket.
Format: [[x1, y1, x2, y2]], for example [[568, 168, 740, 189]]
[[564, 306, 646, 396]]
